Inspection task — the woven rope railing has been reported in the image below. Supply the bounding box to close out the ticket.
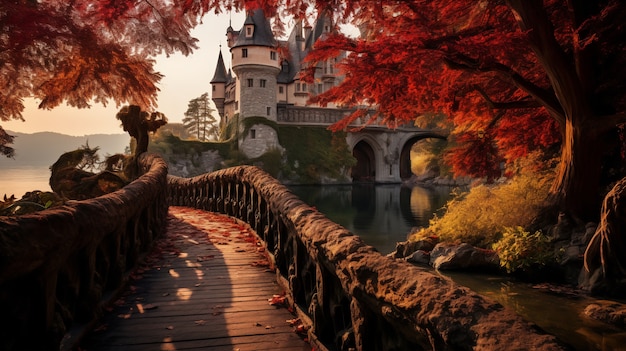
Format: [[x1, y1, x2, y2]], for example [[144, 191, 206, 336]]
[[168, 166, 569, 351]]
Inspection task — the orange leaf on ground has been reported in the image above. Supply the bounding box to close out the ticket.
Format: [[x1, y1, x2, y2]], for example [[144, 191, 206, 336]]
[[294, 323, 307, 334], [268, 293, 286, 306]]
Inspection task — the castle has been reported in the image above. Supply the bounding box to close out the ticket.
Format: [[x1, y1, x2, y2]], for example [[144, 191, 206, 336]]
[[210, 9, 347, 157], [210, 9, 445, 183]]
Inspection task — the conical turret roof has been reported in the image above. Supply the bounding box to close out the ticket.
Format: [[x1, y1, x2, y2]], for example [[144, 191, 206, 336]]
[[211, 50, 228, 83], [232, 9, 276, 48]]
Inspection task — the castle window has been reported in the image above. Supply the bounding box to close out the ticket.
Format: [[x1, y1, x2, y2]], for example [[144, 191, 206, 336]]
[[302, 83, 307, 91], [246, 26, 253, 37], [279, 86, 284, 94], [260, 79, 266, 88], [318, 84, 323, 94], [247, 79, 253, 87], [250, 129, 256, 139], [212, 85, 216, 92], [266, 107, 271, 116], [296, 82, 301, 91], [242, 48, 248, 58], [270, 51, 277, 60]]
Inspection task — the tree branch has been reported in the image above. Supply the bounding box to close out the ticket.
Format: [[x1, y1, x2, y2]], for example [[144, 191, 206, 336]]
[[507, 0, 590, 127], [473, 85, 542, 110], [444, 53, 566, 126]]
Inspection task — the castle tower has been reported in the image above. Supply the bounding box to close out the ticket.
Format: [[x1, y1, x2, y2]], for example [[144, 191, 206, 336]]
[[210, 48, 227, 120], [229, 9, 282, 158], [230, 9, 281, 121]]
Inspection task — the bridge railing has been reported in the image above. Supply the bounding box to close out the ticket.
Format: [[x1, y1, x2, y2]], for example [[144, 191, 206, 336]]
[[0, 153, 169, 351], [168, 166, 568, 351]]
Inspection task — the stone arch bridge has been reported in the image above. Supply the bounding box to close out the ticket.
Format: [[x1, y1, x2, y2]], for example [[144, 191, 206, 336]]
[[277, 105, 448, 183]]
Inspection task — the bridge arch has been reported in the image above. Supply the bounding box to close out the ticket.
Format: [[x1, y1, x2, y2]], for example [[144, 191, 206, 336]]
[[399, 132, 448, 180], [351, 140, 377, 182], [347, 134, 386, 182]]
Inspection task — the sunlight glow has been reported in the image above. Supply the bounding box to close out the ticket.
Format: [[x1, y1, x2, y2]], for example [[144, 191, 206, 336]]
[[169, 269, 180, 278], [176, 288, 193, 301], [161, 336, 176, 351], [185, 259, 201, 268]]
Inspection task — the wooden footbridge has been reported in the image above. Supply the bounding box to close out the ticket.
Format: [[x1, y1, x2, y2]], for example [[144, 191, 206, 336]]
[[0, 154, 570, 351], [79, 207, 310, 350], [80, 207, 311, 351]]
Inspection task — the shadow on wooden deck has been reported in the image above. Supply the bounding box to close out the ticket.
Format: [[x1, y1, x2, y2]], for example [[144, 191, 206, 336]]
[[78, 207, 310, 351]]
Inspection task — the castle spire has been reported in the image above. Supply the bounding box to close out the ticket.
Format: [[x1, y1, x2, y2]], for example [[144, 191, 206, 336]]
[[211, 48, 228, 119], [210, 48, 227, 84]]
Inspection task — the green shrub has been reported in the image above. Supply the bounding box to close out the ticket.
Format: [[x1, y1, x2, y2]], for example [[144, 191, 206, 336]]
[[411, 169, 552, 247], [278, 126, 355, 183], [492, 226, 554, 273]]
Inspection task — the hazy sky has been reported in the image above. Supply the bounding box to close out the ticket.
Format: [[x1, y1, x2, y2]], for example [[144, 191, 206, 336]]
[[4, 11, 248, 136]]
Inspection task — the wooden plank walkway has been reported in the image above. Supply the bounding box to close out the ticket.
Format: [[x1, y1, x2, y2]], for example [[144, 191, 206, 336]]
[[78, 207, 311, 351]]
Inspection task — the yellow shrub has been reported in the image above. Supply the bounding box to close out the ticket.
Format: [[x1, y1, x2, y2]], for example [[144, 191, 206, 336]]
[[410, 170, 552, 248]]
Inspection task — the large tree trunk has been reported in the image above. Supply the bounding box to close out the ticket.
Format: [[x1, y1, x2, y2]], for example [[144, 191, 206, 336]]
[[507, 0, 626, 292], [507, 0, 607, 220], [550, 120, 605, 221]]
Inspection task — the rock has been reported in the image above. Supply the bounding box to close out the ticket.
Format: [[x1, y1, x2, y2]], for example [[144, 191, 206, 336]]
[[404, 250, 430, 264], [559, 245, 584, 265], [393, 237, 438, 259], [550, 212, 574, 241], [581, 222, 597, 246], [430, 243, 499, 270], [584, 300, 626, 328]]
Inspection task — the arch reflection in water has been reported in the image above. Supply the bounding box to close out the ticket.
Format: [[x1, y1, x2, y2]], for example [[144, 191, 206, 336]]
[[289, 184, 453, 254]]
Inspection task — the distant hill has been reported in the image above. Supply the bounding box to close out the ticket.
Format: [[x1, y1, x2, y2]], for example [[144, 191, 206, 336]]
[[0, 131, 130, 167]]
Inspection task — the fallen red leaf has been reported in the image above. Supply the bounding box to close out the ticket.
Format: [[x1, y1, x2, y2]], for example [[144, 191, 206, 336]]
[[268, 294, 286, 306]]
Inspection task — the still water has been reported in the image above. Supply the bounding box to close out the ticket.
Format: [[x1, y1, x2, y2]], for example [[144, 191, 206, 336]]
[[288, 183, 453, 254], [0, 166, 51, 197]]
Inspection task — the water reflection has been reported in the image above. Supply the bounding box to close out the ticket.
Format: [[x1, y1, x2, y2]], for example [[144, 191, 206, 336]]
[[288, 184, 453, 254], [443, 271, 626, 351]]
